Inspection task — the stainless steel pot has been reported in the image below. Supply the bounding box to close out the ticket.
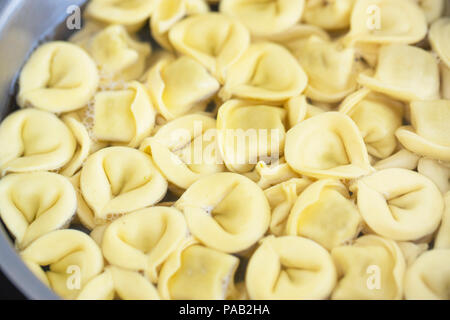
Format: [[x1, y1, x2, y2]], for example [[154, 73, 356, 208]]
[[0, 0, 448, 300]]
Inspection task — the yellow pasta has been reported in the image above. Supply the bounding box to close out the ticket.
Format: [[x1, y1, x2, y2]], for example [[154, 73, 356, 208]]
[[0, 109, 76, 175], [418, 158, 450, 194], [284, 95, 326, 129], [410, 0, 445, 23], [429, 17, 450, 68], [17, 42, 99, 113], [435, 192, 450, 249], [245, 158, 300, 190], [303, 0, 355, 30]]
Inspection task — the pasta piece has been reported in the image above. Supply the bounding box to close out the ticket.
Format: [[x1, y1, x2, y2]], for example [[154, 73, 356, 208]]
[[265, 24, 330, 51], [418, 158, 450, 194], [344, 0, 427, 45], [265, 178, 312, 236], [219, 0, 305, 37], [220, 42, 308, 103], [358, 45, 440, 101], [0, 109, 76, 175], [151, 0, 209, 50], [140, 114, 225, 190], [69, 172, 96, 230], [373, 149, 420, 170], [293, 36, 358, 103], [404, 249, 450, 300], [303, 0, 355, 30], [92, 81, 156, 147], [77, 266, 160, 300], [0, 172, 76, 249], [89, 25, 151, 82], [146, 55, 220, 120], [410, 0, 445, 24], [80, 147, 168, 223], [429, 17, 450, 68], [217, 100, 287, 173], [246, 236, 337, 299], [441, 62, 450, 99], [286, 179, 362, 250], [285, 112, 373, 179], [90, 224, 108, 247], [244, 159, 300, 190], [351, 168, 444, 241], [397, 241, 428, 266], [17, 42, 98, 113], [175, 172, 270, 253], [158, 241, 239, 299], [396, 100, 450, 161], [69, 20, 105, 50], [331, 235, 405, 300], [435, 192, 450, 249], [86, 0, 156, 31], [168, 13, 250, 82], [284, 95, 326, 129], [102, 207, 189, 283], [339, 88, 404, 159], [20, 229, 103, 299]]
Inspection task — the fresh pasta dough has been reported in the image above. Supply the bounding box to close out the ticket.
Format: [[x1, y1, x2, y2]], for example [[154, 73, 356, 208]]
[[404, 249, 450, 300], [396, 100, 450, 161], [102, 206, 189, 283], [286, 179, 361, 250], [358, 44, 440, 101], [146, 54, 220, 120], [339, 88, 404, 159], [331, 235, 405, 300], [92, 81, 156, 147], [175, 172, 270, 253], [217, 100, 287, 173], [285, 112, 373, 179], [168, 13, 250, 82], [140, 114, 225, 190], [158, 240, 239, 299], [20, 229, 104, 299], [17, 42, 99, 113], [351, 168, 444, 241], [0, 172, 76, 249], [246, 236, 337, 299], [77, 266, 160, 300], [80, 147, 168, 223], [219, 0, 305, 37], [0, 109, 76, 175], [220, 42, 308, 103]]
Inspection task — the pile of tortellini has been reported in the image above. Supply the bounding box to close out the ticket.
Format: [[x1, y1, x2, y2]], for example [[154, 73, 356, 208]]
[[0, 0, 449, 300]]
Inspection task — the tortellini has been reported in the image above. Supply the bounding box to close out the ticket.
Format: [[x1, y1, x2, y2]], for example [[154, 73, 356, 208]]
[[102, 207, 189, 282], [92, 81, 156, 147], [89, 25, 151, 82], [146, 55, 220, 120], [20, 229, 104, 299], [265, 178, 312, 236], [417, 158, 450, 194], [246, 236, 337, 299], [331, 235, 405, 300], [435, 192, 450, 249], [410, 0, 445, 23], [286, 179, 362, 250], [151, 0, 209, 50], [293, 36, 358, 103], [351, 168, 444, 241], [140, 114, 225, 190], [344, 0, 427, 45], [396, 100, 450, 161], [0, 172, 76, 249], [0, 109, 76, 175], [245, 158, 300, 190], [80, 147, 168, 223], [285, 112, 373, 179], [220, 42, 308, 103], [373, 149, 420, 171], [77, 266, 160, 300], [358, 44, 440, 101], [17, 42, 99, 113], [303, 0, 355, 30], [86, 0, 155, 30], [175, 173, 270, 253], [168, 13, 250, 82], [284, 95, 326, 128], [429, 18, 450, 69], [219, 0, 305, 37], [217, 100, 287, 173], [158, 241, 239, 299], [339, 88, 404, 159], [404, 249, 450, 300]]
